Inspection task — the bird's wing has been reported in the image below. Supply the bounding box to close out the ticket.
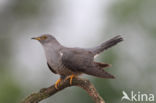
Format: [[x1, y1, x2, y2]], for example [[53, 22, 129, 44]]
[[61, 49, 114, 78], [47, 62, 57, 74], [94, 62, 111, 68]]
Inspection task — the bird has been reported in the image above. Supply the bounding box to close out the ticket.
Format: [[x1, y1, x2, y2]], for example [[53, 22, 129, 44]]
[[32, 34, 123, 89]]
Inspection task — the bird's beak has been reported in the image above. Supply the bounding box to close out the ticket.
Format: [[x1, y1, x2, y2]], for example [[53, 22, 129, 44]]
[[31, 37, 41, 40]]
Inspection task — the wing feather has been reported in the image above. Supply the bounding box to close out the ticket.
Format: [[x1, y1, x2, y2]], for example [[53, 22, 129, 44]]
[[47, 62, 57, 74], [61, 49, 114, 78]]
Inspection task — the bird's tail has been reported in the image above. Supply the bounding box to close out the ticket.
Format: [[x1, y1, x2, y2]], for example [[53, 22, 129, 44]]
[[91, 35, 123, 55]]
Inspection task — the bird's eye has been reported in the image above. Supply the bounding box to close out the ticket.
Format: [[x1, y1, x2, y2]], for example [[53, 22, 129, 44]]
[[41, 36, 47, 40]]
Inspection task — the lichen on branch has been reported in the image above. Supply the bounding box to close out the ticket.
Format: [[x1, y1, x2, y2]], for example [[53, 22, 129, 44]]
[[22, 78, 105, 103]]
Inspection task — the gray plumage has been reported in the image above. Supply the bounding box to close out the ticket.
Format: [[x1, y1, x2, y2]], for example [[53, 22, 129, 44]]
[[90, 35, 123, 55], [32, 34, 123, 79]]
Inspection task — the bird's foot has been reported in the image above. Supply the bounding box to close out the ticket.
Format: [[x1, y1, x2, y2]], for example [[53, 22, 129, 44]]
[[65, 74, 76, 85], [55, 78, 62, 89]]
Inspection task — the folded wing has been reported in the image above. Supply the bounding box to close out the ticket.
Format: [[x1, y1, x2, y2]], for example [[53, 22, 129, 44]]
[[61, 49, 114, 78]]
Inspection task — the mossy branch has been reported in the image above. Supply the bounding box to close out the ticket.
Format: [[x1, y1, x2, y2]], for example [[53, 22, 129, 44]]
[[22, 78, 105, 103]]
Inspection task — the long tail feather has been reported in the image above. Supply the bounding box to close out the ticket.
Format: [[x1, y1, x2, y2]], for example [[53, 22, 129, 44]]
[[91, 35, 123, 55]]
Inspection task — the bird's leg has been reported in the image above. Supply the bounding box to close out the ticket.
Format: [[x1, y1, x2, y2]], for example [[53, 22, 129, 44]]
[[65, 74, 76, 85], [54, 75, 66, 89], [55, 78, 62, 89]]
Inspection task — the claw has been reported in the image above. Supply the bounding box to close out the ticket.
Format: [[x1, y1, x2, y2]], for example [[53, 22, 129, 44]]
[[55, 78, 62, 89], [65, 74, 76, 85]]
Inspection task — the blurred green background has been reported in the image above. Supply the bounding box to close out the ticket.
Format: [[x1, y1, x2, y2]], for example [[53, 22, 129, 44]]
[[0, 0, 156, 103]]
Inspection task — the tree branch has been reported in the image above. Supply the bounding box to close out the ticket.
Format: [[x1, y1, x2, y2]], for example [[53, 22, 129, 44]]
[[22, 78, 105, 103]]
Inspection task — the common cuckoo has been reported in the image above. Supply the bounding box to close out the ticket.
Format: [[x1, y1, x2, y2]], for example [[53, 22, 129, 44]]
[[32, 34, 123, 89]]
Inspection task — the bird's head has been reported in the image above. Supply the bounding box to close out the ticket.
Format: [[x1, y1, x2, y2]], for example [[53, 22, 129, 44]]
[[32, 34, 58, 45]]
